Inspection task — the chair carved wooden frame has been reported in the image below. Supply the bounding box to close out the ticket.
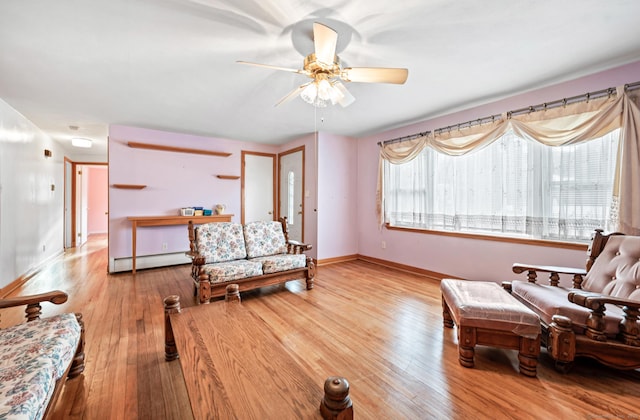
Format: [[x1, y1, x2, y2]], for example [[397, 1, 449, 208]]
[[0, 291, 86, 418], [187, 217, 315, 303], [504, 229, 640, 372]]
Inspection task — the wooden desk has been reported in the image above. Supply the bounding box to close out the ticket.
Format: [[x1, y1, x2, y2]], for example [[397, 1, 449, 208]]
[[164, 299, 323, 418], [126, 215, 232, 273]]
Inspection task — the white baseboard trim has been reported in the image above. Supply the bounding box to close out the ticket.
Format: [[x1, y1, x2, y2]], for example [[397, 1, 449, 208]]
[[110, 252, 191, 273]]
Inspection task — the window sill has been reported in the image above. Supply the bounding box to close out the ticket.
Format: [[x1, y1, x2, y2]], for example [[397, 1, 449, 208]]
[[384, 223, 589, 251]]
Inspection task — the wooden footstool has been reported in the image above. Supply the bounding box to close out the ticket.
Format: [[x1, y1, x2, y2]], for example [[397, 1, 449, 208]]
[[440, 279, 541, 377]]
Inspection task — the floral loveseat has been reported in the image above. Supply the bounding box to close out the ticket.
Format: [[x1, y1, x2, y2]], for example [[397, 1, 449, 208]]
[[0, 290, 85, 419], [188, 217, 315, 303]]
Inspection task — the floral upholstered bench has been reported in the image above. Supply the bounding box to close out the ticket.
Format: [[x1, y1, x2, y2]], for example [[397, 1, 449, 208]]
[[0, 290, 85, 420], [187, 217, 315, 303]]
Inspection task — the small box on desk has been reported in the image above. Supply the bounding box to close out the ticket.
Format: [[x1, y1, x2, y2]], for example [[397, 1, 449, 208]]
[[180, 208, 194, 216]]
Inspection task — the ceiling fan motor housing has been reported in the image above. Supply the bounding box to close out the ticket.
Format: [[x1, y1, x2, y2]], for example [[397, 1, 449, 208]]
[[304, 53, 341, 78]]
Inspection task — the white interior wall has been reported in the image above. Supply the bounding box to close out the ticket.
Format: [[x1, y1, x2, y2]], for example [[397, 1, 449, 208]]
[[0, 98, 65, 290]]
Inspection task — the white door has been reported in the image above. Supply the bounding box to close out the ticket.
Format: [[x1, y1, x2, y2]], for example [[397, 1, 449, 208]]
[[243, 152, 275, 223], [279, 147, 304, 242]]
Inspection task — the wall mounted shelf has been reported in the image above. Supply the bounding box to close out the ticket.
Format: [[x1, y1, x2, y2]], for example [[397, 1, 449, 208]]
[[112, 184, 147, 190], [127, 141, 232, 157], [216, 175, 240, 180]]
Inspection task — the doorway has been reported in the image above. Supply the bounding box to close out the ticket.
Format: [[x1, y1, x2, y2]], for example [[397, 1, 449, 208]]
[[242, 151, 276, 224], [278, 146, 304, 242], [64, 161, 108, 248]]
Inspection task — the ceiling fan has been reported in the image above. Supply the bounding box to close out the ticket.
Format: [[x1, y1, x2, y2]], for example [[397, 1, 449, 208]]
[[237, 22, 408, 108]]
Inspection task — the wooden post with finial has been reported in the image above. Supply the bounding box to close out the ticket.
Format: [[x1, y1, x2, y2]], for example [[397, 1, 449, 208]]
[[320, 376, 353, 420], [163, 295, 181, 361]]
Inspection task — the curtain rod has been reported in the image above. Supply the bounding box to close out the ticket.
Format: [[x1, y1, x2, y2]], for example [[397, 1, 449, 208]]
[[378, 80, 640, 147]]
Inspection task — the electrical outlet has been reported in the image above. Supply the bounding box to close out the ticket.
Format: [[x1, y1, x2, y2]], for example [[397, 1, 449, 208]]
[[381, 240, 386, 249], [162, 243, 168, 251]]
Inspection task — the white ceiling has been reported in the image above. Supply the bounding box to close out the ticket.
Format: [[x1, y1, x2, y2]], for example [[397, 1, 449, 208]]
[[2, 0, 640, 158]]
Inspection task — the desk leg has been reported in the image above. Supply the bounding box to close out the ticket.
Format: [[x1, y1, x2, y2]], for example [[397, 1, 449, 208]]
[[132, 221, 137, 274]]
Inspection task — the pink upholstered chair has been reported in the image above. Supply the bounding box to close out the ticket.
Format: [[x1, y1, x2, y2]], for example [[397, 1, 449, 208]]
[[504, 229, 640, 372]]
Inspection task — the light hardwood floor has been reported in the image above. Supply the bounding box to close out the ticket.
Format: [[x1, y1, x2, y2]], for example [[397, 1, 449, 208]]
[[4, 235, 640, 419]]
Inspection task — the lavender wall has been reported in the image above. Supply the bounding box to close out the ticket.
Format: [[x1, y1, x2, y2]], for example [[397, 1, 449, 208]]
[[0, 98, 65, 290], [356, 60, 640, 284], [108, 125, 322, 271], [108, 125, 278, 268], [317, 132, 358, 260]]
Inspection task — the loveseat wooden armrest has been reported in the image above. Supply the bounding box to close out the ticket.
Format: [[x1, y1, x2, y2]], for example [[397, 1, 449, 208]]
[[512, 263, 587, 288], [568, 291, 640, 345], [0, 290, 69, 320], [287, 239, 312, 254]]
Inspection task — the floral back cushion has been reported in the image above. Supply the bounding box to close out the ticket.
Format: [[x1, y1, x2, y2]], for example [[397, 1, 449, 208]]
[[243, 221, 287, 258], [196, 222, 247, 263]]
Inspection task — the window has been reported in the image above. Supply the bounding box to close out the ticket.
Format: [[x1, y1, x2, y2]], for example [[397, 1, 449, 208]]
[[384, 129, 620, 241], [287, 171, 295, 225]]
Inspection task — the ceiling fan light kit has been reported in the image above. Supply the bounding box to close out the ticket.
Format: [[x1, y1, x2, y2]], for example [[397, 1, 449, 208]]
[[238, 22, 408, 108]]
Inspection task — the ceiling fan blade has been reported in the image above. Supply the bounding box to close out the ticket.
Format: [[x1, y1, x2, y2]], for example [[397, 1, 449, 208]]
[[332, 81, 356, 107], [342, 67, 409, 84], [274, 83, 311, 107], [237, 60, 306, 75], [313, 22, 338, 67]]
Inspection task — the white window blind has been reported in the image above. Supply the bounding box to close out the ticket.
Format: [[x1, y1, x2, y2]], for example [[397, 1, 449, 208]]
[[384, 129, 620, 241]]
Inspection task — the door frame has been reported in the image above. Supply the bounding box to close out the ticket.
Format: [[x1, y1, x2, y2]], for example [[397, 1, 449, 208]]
[[64, 159, 107, 248], [278, 145, 305, 242], [241, 151, 277, 224]]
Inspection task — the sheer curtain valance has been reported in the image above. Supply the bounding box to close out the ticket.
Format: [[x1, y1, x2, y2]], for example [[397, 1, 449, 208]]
[[378, 86, 640, 235]]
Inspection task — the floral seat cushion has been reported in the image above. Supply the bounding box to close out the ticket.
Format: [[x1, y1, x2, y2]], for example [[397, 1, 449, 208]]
[[201, 260, 264, 284], [196, 222, 247, 264], [251, 254, 307, 274], [243, 221, 287, 258], [0, 313, 81, 420]]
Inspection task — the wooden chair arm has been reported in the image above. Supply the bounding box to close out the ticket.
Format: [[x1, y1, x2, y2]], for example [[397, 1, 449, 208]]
[[569, 291, 640, 345], [287, 240, 312, 254], [512, 263, 586, 276], [0, 290, 68, 310], [185, 251, 206, 265], [512, 263, 587, 287], [192, 255, 206, 266], [568, 291, 640, 311]]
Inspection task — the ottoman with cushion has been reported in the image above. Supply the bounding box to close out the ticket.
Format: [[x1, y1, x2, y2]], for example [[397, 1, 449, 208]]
[[440, 279, 541, 377]]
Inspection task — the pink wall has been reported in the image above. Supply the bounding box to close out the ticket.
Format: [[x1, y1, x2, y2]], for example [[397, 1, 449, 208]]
[[87, 166, 108, 234], [356, 60, 640, 284], [108, 125, 278, 264], [317, 132, 358, 260]]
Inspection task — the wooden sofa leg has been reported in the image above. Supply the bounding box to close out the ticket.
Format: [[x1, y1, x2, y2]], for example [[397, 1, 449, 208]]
[[68, 313, 86, 378], [549, 315, 576, 371], [306, 259, 316, 290], [199, 279, 211, 304], [442, 296, 454, 328]]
